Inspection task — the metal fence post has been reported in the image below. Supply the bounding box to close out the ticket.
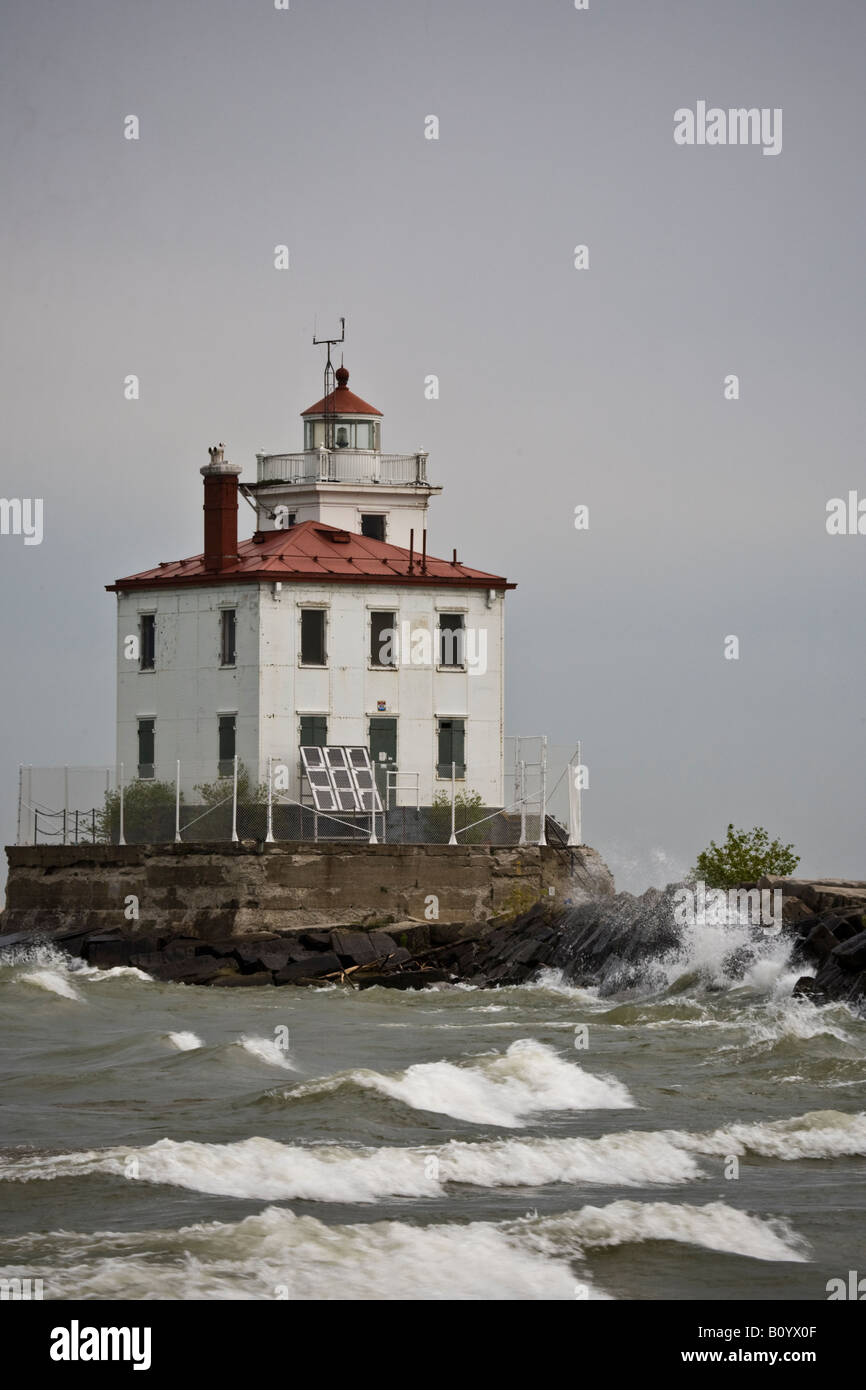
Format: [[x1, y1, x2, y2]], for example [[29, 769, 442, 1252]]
[[567, 741, 582, 847], [118, 763, 126, 845], [16, 764, 23, 846], [448, 761, 458, 845], [231, 755, 239, 843], [175, 760, 182, 843], [63, 765, 69, 844], [266, 756, 275, 843], [537, 736, 547, 846], [518, 759, 527, 846]]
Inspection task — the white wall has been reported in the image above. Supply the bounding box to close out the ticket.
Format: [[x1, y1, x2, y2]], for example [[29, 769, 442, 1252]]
[[116, 580, 505, 806], [115, 585, 261, 793], [254, 481, 438, 549]]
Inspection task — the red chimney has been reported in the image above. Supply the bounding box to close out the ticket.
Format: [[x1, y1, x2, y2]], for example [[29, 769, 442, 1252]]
[[201, 443, 242, 572]]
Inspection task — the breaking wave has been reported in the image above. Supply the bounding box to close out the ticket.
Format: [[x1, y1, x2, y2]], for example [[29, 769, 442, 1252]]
[[277, 1038, 633, 1126]]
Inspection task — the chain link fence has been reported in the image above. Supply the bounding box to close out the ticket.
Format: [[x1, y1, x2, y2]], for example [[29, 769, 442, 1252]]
[[16, 742, 582, 847]]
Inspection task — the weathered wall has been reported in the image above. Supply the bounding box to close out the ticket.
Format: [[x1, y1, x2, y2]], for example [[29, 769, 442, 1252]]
[[1, 841, 614, 940]]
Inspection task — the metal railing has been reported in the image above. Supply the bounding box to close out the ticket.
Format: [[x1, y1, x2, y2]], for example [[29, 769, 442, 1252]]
[[255, 450, 429, 487], [15, 742, 583, 848]]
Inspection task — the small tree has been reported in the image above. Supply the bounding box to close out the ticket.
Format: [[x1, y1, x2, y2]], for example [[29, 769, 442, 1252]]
[[692, 824, 799, 889], [190, 764, 268, 840], [98, 779, 179, 844], [428, 788, 487, 844]]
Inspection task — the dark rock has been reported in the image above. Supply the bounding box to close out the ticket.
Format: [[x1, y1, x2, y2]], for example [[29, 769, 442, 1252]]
[[356, 969, 452, 991], [85, 935, 138, 967], [830, 930, 866, 974], [369, 932, 412, 965], [211, 971, 273, 987], [792, 976, 818, 998], [800, 922, 841, 963], [330, 930, 381, 966], [273, 951, 343, 984], [232, 939, 303, 972], [298, 931, 334, 952], [390, 923, 432, 954]]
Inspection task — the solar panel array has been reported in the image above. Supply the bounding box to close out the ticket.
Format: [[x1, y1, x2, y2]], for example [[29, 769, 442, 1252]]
[[300, 746, 383, 815]]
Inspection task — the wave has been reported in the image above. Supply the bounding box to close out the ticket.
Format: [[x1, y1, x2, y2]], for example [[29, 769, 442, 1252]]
[[234, 1036, 295, 1071], [279, 1039, 634, 1127], [520, 1200, 808, 1264], [17, 969, 83, 1002], [0, 1198, 805, 1301], [2, 1109, 859, 1203]]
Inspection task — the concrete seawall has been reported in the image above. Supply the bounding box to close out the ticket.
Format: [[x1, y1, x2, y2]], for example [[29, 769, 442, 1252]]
[[1, 841, 615, 939]]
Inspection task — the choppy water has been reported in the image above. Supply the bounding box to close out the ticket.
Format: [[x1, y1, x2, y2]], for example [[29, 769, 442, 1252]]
[[1, 914, 864, 1300]]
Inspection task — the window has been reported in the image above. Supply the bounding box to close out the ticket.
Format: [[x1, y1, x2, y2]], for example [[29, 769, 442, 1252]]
[[335, 425, 350, 449], [300, 609, 327, 665], [437, 719, 465, 779], [438, 613, 465, 668], [220, 609, 236, 667], [369, 716, 397, 796], [286, 512, 296, 528], [137, 719, 155, 779], [370, 611, 396, 667], [356, 422, 372, 449], [139, 614, 155, 671], [361, 514, 386, 542], [218, 715, 236, 777], [300, 715, 328, 747]]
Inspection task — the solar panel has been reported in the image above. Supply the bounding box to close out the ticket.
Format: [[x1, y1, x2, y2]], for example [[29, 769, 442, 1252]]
[[300, 746, 383, 815]]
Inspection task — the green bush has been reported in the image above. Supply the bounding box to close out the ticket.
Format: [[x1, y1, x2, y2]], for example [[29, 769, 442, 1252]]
[[692, 824, 799, 889], [428, 788, 487, 844], [99, 779, 178, 844]]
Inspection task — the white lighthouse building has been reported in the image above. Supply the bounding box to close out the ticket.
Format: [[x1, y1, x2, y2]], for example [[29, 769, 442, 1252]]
[[108, 360, 514, 811]]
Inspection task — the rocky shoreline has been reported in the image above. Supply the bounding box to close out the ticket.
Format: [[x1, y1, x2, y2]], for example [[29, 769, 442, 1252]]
[[1, 875, 863, 1006]]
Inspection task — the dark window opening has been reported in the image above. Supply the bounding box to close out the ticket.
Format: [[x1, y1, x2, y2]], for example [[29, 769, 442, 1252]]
[[370, 611, 396, 667], [361, 514, 386, 541], [139, 614, 155, 671], [437, 718, 465, 779], [137, 718, 155, 780], [218, 715, 236, 777], [300, 609, 326, 665], [300, 715, 328, 748], [438, 613, 465, 668], [220, 609, 236, 666]]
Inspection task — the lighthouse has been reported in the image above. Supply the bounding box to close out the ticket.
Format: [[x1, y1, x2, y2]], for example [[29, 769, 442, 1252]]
[[108, 354, 514, 811]]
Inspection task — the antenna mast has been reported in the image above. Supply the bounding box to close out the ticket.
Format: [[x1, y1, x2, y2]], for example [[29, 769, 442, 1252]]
[[313, 316, 346, 451]]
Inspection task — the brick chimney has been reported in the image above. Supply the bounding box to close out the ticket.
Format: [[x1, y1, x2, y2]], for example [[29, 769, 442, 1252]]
[[200, 443, 242, 572]]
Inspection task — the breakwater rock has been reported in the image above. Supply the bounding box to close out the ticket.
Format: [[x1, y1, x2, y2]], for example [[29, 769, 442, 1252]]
[[1, 872, 863, 1005]]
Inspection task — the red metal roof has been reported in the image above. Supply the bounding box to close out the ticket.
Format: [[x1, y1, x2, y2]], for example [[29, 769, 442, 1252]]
[[107, 520, 514, 593], [301, 367, 382, 417]]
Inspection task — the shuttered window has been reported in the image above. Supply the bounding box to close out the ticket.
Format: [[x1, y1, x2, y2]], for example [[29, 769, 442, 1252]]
[[137, 719, 155, 780], [437, 718, 465, 778]]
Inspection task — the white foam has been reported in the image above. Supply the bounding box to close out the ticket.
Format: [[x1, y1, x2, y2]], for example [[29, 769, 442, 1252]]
[[680, 1108, 866, 1162], [235, 1035, 295, 1070], [167, 1032, 203, 1052], [290, 1038, 632, 1127], [0, 1205, 600, 1301], [523, 1200, 808, 1263], [18, 969, 83, 1002]]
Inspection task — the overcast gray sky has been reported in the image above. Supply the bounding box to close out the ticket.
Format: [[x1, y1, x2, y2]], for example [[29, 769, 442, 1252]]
[[1, 0, 863, 896]]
